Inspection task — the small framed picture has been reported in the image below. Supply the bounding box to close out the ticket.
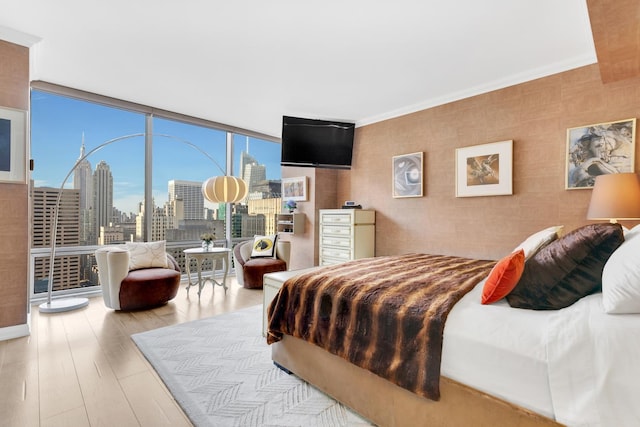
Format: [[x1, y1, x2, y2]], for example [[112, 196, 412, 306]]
[[565, 118, 636, 189], [455, 140, 513, 197], [282, 176, 308, 201], [0, 107, 27, 183], [392, 152, 423, 198]]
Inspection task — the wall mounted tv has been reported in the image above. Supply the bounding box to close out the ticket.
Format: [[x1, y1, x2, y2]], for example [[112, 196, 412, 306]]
[[281, 115, 355, 169]]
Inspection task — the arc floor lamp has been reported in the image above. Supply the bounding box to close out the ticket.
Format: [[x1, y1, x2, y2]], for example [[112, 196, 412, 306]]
[[39, 133, 247, 313]]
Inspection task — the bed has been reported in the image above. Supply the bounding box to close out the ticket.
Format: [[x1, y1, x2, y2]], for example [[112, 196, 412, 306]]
[[267, 222, 640, 427]]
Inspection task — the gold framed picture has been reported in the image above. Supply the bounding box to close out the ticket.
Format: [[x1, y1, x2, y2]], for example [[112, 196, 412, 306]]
[[566, 118, 636, 189], [455, 140, 513, 197]]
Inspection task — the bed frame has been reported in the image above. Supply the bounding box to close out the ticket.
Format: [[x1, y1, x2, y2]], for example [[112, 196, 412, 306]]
[[272, 335, 562, 427]]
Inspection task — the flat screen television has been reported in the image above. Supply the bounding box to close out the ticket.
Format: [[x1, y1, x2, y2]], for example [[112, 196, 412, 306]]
[[281, 115, 355, 169]]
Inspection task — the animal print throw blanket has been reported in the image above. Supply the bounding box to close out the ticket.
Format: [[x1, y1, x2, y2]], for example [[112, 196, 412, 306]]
[[267, 253, 495, 400]]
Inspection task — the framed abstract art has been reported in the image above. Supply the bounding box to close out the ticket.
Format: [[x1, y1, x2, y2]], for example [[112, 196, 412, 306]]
[[455, 140, 513, 197], [392, 152, 423, 198], [0, 107, 26, 183], [565, 118, 636, 189]]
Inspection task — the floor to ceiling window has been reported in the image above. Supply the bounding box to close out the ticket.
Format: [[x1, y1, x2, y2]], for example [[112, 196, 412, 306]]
[[29, 87, 282, 300]]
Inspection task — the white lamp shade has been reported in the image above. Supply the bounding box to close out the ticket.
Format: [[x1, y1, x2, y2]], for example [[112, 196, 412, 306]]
[[202, 176, 248, 203], [587, 173, 640, 221]]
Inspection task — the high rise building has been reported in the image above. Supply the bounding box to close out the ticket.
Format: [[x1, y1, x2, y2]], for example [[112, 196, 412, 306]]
[[31, 186, 81, 292], [136, 201, 169, 242], [164, 197, 184, 229], [240, 150, 266, 195], [73, 134, 93, 211], [248, 196, 281, 235], [73, 135, 93, 244], [168, 180, 204, 220], [99, 223, 125, 245], [93, 160, 113, 242]]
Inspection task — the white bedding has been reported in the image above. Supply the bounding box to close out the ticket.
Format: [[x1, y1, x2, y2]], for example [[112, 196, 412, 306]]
[[442, 281, 640, 426], [442, 281, 555, 418], [547, 293, 640, 426]]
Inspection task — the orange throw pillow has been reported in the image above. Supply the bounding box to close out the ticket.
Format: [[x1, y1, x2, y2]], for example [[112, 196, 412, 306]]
[[482, 249, 525, 304]]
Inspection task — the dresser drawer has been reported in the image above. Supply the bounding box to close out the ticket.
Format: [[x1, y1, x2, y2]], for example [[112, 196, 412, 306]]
[[320, 256, 344, 266], [320, 247, 352, 261], [321, 235, 351, 248], [321, 213, 353, 224], [321, 224, 352, 237]]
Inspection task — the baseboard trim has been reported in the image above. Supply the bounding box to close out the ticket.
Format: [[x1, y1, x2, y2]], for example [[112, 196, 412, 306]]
[[0, 321, 30, 341]]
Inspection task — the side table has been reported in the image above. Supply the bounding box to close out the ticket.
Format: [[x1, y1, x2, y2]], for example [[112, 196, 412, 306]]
[[184, 247, 231, 298]]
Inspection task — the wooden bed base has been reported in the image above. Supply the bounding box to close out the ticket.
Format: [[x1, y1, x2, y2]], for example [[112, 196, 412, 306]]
[[272, 335, 562, 427]]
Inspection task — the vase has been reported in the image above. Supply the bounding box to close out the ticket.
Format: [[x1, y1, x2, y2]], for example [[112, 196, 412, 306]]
[[201, 240, 213, 251]]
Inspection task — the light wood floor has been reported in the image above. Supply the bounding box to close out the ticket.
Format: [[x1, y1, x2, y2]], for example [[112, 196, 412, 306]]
[[0, 276, 263, 427]]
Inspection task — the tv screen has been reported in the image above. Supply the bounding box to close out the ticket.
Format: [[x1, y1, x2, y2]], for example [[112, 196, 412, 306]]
[[281, 116, 355, 169]]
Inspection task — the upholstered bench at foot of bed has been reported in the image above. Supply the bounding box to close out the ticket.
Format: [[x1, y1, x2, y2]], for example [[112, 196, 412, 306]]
[[119, 267, 181, 310], [241, 258, 287, 289]]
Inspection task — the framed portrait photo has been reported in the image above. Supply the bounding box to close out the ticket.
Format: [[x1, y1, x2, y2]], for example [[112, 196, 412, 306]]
[[282, 176, 308, 201], [392, 152, 423, 198], [565, 118, 636, 189], [455, 140, 513, 197], [0, 107, 27, 184]]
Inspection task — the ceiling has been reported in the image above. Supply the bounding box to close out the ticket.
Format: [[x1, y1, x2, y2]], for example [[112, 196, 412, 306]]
[[0, 0, 596, 139]]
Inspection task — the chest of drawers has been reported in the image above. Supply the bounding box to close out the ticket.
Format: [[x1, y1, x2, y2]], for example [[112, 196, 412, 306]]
[[319, 209, 375, 266]]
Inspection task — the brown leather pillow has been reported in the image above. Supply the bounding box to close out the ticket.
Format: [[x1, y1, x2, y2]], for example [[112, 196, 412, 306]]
[[506, 223, 624, 310]]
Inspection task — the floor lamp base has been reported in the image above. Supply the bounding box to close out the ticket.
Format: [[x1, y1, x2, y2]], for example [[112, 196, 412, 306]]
[[39, 297, 90, 313]]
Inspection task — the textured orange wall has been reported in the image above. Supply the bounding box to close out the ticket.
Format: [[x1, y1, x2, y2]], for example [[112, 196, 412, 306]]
[[281, 166, 339, 269], [340, 64, 640, 261], [0, 40, 29, 328]]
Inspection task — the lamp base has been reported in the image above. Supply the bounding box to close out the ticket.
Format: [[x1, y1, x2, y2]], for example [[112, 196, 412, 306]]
[[39, 297, 90, 313]]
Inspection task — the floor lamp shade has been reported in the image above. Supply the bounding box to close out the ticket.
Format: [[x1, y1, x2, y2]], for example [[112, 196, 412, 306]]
[[202, 176, 248, 203], [587, 173, 640, 222]]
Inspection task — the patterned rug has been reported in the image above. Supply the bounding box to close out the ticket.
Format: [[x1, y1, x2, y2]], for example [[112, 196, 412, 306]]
[[131, 305, 373, 427]]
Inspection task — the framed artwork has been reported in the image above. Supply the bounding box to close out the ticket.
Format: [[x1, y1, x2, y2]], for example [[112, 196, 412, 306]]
[[0, 107, 27, 183], [455, 140, 513, 197], [392, 152, 423, 198], [565, 118, 636, 189], [282, 176, 308, 201]]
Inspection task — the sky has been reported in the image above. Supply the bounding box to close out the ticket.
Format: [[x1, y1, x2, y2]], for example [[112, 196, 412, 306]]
[[30, 91, 282, 214]]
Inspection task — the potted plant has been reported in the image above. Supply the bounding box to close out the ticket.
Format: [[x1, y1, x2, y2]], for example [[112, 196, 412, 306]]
[[200, 233, 216, 251], [285, 200, 297, 213]]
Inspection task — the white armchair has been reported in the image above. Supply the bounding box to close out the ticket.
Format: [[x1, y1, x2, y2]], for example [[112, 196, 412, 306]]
[[95, 246, 181, 310]]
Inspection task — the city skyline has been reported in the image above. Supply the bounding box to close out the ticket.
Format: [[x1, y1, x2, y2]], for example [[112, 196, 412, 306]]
[[31, 90, 282, 214]]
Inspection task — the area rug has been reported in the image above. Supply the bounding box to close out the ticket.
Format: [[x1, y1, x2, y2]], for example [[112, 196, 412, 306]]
[[131, 305, 373, 427]]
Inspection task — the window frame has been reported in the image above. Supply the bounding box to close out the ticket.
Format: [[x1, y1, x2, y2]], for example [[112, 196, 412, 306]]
[[29, 82, 282, 301]]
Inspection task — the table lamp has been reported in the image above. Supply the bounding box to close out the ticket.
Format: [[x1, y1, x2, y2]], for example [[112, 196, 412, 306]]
[[587, 172, 640, 223]]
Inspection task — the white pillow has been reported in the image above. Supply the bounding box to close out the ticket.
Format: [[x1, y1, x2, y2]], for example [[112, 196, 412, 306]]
[[250, 234, 278, 258], [125, 241, 168, 270], [626, 223, 640, 238], [513, 225, 563, 260], [602, 233, 640, 313]]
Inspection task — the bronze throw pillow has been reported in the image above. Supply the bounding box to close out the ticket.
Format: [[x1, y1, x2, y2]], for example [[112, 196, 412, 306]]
[[506, 223, 624, 310]]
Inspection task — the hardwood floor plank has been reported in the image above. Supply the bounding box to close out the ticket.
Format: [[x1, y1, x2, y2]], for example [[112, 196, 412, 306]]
[[41, 407, 90, 427], [0, 275, 264, 427], [37, 311, 86, 421], [120, 371, 191, 427], [0, 324, 39, 427], [61, 310, 140, 426]]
